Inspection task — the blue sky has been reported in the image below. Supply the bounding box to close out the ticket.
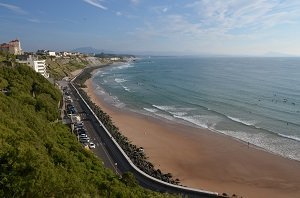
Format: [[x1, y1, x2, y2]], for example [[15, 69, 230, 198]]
[[1, 0, 300, 55]]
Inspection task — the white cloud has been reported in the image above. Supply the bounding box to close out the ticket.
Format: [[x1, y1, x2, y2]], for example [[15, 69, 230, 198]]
[[134, 0, 300, 41], [83, 0, 107, 10], [130, 1, 300, 54], [185, 0, 300, 33], [116, 11, 122, 16], [0, 3, 27, 14]]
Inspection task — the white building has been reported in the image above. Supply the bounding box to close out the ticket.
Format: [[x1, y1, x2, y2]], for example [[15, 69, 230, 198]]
[[48, 51, 56, 56], [16, 55, 49, 78], [61, 51, 71, 56], [31, 60, 49, 78], [110, 57, 120, 61]]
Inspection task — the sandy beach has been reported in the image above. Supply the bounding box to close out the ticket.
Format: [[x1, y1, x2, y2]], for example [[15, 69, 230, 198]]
[[83, 77, 300, 198]]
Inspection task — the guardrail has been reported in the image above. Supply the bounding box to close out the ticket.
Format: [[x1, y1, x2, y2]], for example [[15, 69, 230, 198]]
[[70, 72, 220, 197]]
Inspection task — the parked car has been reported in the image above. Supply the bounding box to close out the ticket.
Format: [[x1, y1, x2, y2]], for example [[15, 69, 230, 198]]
[[79, 134, 87, 138], [89, 142, 96, 149], [75, 126, 86, 130], [74, 122, 84, 128], [79, 138, 89, 143], [67, 109, 77, 117], [65, 91, 70, 96], [66, 104, 74, 110], [66, 95, 71, 100], [80, 137, 90, 143]]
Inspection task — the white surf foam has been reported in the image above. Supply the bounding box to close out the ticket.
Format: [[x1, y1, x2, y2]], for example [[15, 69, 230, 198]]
[[172, 111, 187, 116], [153, 105, 189, 117], [227, 116, 257, 126], [155, 113, 175, 121], [114, 78, 127, 83], [152, 105, 175, 111], [174, 115, 209, 129], [122, 85, 131, 92], [173, 115, 220, 129], [143, 108, 158, 113], [116, 64, 134, 70], [217, 130, 300, 161], [278, 133, 300, 142]]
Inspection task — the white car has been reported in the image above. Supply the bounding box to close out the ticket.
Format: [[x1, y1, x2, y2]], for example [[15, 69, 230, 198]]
[[89, 142, 96, 149], [79, 134, 87, 138]]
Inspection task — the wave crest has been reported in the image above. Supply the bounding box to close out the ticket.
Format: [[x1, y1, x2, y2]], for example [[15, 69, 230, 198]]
[[277, 133, 300, 142], [227, 116, 257, 126]]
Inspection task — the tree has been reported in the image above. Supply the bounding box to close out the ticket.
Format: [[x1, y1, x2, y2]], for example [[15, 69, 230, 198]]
[[121, 172, 138, 187], [0, 77, 8, 89]]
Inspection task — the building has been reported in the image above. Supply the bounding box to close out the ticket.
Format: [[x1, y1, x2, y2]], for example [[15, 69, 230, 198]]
[[36, 49, 48, 55], [48, 51, 56, 56], [0, 43, 9, 53], [31, 59, 49, 78], [0, 39, 22, 55], [16, 55, 49, 78], [60, 51, 70, 56], [110, 57, 120, 61]]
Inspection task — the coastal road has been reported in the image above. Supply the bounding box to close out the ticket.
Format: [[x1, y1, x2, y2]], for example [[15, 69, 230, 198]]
[[68, 82, 221, 198], [68, 85, 120, 173]]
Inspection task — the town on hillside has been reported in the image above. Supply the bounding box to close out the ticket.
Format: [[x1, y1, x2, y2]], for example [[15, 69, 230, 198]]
[[0, 39, 135, 79]]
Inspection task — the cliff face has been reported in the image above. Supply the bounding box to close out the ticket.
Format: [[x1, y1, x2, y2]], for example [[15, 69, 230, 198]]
[[46, 55, 133, 80], [46, 56, 94, 80]]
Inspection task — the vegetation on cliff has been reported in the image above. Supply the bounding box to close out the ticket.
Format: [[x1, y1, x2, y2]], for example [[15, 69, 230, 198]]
[[46, 56, 88, 80], [0, 59, 175, 197]]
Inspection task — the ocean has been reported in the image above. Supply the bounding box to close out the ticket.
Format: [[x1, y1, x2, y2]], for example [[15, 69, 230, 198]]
[[92, 57, 300, 161]]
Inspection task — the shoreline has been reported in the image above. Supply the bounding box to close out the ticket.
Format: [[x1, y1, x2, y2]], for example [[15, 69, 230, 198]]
[[82, 66, 300, 198]]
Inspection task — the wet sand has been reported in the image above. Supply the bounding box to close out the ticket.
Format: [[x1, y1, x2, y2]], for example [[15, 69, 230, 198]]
[[83, 78, 300, 198]]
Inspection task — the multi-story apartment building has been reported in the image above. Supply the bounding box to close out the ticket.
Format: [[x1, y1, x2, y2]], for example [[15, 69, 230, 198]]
[[16, 55, 49, 78]]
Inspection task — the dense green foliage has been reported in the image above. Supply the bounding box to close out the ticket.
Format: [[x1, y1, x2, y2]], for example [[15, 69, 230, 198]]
[[74, 68, 180, 185], [0, 64, 174, 197], [0, 51, 16, 67]]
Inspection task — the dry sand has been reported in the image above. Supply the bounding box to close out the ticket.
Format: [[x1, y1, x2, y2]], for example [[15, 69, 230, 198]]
[[84, 78, 300, 198]]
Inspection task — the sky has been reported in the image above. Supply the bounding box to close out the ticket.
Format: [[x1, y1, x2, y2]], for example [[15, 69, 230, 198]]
[[1, 0, 300, 56]]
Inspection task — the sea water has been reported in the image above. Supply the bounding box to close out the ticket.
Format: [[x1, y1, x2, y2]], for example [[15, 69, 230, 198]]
[[92, 57, 300, 161]]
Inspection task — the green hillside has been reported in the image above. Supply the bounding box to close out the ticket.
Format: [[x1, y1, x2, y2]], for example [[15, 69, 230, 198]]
[[46, 56, 87, 80], [0, 60, 174, 197]]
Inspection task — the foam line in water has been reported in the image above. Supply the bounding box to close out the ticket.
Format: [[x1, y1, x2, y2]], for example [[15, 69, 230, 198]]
[[122, 85, 131, 92], [173, 115, 209, 129], [277, 133, 300, 142], [152, 105, 176, 111], [143, 108, 158, 113], [116, 64, 134, 70], [227, 116, 257, 126]]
